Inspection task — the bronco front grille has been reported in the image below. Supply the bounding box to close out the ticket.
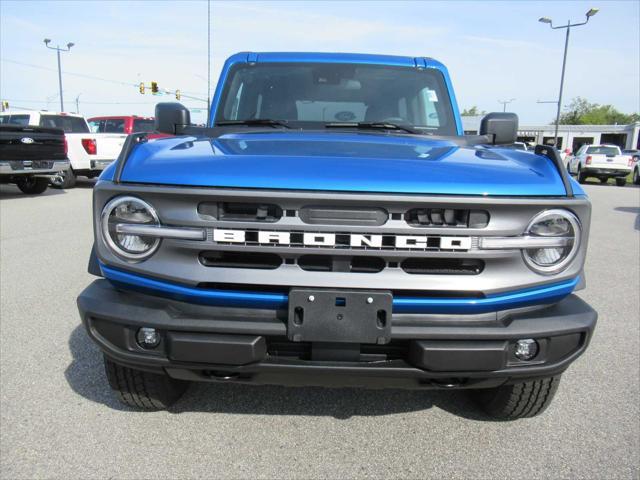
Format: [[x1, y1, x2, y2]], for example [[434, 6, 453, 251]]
[[93, 183, 591, 294]]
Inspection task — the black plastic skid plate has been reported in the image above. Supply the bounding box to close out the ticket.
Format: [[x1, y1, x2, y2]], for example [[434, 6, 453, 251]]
[[288, 289, 392, 344]]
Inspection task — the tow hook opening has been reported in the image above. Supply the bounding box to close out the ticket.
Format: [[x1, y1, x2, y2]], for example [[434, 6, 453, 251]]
[[204, 371, 242, 381], [427, 378, 468, 388]]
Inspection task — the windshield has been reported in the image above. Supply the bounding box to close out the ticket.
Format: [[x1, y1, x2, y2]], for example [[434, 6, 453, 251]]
[[133, 119, 155, 132], [215, 62, 457, 135], [586, 146, 620, 156]]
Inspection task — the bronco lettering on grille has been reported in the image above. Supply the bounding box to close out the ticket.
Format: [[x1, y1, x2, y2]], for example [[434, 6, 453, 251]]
[[212, 229, 471, 250]]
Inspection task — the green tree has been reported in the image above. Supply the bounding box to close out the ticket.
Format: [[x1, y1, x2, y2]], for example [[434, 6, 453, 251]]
[[556, 97, 640, 125], [461, 106, 486, 116]]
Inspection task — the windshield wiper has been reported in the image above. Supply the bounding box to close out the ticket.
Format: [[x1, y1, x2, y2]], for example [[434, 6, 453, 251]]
[[215, 119, 291, 129], [325, 122, 417, 134]]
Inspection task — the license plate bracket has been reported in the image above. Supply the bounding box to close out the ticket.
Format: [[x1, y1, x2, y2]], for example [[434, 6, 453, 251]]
[[287, 289, 392, 344]]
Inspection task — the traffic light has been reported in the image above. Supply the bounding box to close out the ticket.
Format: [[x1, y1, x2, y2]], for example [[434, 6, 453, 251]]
[[1, 100, 8, 111], [151, 81, 158, 94], [175, 90, 181, 101], [139, 82, 145, 94]]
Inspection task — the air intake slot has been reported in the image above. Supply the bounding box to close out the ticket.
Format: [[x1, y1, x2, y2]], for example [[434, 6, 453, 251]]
[[350, 256, 385, 273], [199, 251, 282, 269], [401, 258, 484, 275], [405, 208, 489, 228], [198, 202, 282, 222], [298, 255, 333, 272], [298, 255, 385, 273], [299, 206, 388, 226]]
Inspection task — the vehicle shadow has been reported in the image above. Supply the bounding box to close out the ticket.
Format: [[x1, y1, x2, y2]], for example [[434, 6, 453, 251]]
[[0, 184, 67, 199], [614, 206, 640, 231], [65, 325, 490, 421], [578, 178, 639, 188]]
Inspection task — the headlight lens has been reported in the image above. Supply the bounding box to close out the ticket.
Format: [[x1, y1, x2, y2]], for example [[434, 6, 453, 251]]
[[523, 209, 581, 274], [101, 196, 160, 261]]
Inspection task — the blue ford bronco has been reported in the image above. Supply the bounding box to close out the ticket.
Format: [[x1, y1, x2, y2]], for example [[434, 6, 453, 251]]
[[78, 52, 597, 419]]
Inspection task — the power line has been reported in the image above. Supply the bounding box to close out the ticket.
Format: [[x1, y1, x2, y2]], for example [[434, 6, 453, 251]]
[[1, 58, 208, 100], [3, 100, 206, 108]]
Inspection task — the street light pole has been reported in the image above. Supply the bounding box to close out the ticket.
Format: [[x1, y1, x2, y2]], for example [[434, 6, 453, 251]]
[[44, 38, 74, 112], [498, 98, 516, 112], [539, 8, 598, 148], [207, 0, 211, 123]]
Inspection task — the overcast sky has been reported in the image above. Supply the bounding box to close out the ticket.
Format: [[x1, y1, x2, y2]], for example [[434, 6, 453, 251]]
[[1, 0, 638, 125]]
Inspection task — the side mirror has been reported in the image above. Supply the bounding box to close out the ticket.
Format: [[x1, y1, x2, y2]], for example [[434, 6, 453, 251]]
[[155, 102, 191, 135], [479, 112, 518, 145]]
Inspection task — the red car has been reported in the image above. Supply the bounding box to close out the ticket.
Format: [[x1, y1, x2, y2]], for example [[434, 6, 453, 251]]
[[87, 115, 166, 139]]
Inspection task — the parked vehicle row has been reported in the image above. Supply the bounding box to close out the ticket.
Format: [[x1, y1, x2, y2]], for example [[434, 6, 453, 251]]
[[566, 144, 635, 186], [0, 124, 69, 194], [0, 112, 174, 194]]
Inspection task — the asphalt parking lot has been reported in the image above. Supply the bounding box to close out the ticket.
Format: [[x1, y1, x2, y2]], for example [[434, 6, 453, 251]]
[[1, 180, 638, 479]]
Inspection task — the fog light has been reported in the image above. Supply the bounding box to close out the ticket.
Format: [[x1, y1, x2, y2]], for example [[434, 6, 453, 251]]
[[136, 327, 160, 348], [515, 339, 539, 361]]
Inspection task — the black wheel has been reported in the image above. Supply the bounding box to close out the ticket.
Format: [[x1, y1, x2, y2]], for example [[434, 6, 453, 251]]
[[577, 166, 587, 184], [615, 177, 627, 187], [16, 176, 49, 194], [50, 168, 76, 189], [599, 177, 608, 184], [633, 168, 640, 185], [103, 356, 188, 410], [470, 375, 561, 420]]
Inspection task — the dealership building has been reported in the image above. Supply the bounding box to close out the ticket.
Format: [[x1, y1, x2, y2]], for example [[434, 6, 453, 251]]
[[462, 117, 640, 152]]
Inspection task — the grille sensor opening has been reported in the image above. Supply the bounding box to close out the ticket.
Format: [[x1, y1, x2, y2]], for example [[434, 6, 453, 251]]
[[401, 258, 484, 275], [405, 208, 489, 228], [299, 206, 388, 226], [298, 255, 385, 273], [199, 251, 282, 269], [198, 202, 283, 222]]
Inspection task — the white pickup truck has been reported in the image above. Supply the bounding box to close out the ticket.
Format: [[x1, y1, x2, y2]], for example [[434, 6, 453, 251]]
[[567, 144, 634, 186], [0, 111, 126, 188]]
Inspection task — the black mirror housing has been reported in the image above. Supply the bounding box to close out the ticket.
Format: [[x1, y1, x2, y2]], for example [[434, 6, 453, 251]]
[[155, 102, 191, 135], [479, 112, 518, 145]]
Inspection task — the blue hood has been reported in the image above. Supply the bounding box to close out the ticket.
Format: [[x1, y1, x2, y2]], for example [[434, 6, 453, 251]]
[[119, 132, 571, 196]]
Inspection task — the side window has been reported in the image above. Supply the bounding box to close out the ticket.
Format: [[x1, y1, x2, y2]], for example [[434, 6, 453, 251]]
[[418, 87, 441, 127], [104, 119, 125, 133], [88, 120, 102, 133]]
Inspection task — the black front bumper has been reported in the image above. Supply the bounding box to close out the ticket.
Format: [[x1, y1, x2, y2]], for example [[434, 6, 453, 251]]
[[77, 279, 597, 390]]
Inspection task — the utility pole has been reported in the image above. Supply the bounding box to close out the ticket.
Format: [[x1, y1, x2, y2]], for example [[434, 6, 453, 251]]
[[75, 94, 81, 113], [498, 98, 515, 112], [207, 0, 211, 123], [539, 8, 599, 147], [44, 39, 74, 112]]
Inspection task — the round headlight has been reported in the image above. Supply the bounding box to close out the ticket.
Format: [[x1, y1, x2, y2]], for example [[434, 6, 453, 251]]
[[523, 209, 581, 275], [101, 196, 160, 261]]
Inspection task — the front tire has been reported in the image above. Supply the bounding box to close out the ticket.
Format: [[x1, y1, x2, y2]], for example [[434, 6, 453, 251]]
[[104, 356, 188, 410], [577, 166, 587, 184], [16, 176, 49, 194], [633, 168, 640, 185], [599, 177, 608, 184], [470, 375, 561, 420], [615, 177, 627, 187], [50, 168, 76, 189]]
